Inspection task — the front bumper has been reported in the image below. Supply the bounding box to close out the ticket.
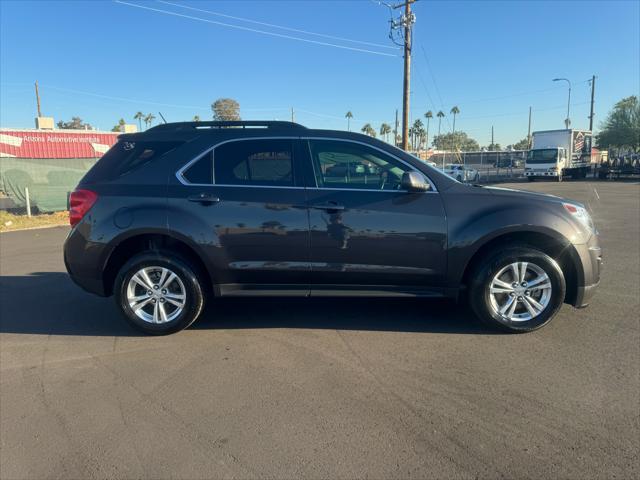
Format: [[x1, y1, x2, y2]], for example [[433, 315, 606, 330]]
[[571, 235, 602, 307], [525, 171, 558, 177]]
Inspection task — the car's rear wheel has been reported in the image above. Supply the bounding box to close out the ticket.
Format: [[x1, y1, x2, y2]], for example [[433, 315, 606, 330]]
[[115, 252, 205, 335], [468, 247, 566, 333]]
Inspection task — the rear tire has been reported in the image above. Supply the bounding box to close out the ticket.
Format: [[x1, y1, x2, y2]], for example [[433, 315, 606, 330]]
[[468, 246, 566, 333], [114, 252, 205, 335]]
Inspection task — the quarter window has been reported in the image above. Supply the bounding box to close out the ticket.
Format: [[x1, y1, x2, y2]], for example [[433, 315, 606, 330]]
[[214, 139, 294, 186], [182, 151, 213, 184], [309, 140, 411, 190]]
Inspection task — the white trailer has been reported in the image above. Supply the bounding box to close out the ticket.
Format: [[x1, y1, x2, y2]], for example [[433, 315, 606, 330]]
[[525, 129, 592, 181]]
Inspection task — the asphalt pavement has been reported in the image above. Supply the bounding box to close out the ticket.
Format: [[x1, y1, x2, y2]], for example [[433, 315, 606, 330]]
[[1, 181, 638, 479]]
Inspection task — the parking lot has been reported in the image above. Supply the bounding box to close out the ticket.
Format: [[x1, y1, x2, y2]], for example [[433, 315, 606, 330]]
[[1, 181, 638, 479]]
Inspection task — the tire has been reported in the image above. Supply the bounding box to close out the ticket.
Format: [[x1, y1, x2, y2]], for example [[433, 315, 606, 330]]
[[468, 246, 566, 333], [456, 175, 463, 182], [114, 252, 205, 335], [474, 173, 480, 182]]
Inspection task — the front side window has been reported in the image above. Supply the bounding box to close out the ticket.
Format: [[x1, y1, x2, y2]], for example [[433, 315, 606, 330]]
[[214, 139, 294, 186], [309, 140, 410, 191]]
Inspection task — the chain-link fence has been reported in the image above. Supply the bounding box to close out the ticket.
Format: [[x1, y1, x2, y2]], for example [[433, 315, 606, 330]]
[[0, 157, 98, 212]]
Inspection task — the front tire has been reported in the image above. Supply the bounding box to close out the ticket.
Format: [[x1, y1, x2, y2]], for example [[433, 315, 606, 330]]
[[114, 252, 205, 335], [468, 247, 566, 333]]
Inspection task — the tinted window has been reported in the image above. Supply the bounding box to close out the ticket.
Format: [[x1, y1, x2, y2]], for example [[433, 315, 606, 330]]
[[182, 151, 213, 184], [309, 140, 410, 190], [83, 140, 183, 182], [214, 139, 294, 186]]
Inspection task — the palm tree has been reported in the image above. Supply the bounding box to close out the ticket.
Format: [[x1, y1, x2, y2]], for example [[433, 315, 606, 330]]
[[193, 115, 201, 122], [380, 123, 392, 142], [143, 113, 156, 129], [412, 119, 424, 150], [134, 111, 144, 131], [450, 106, 460, 134], [361, 123, 376, 137], [436, 111, 445, 138], [345, 111, 353, 131], [424, 111, 433, 149]]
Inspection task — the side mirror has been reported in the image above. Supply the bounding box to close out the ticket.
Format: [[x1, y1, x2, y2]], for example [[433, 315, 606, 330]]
[[401, 171, 431, 192]]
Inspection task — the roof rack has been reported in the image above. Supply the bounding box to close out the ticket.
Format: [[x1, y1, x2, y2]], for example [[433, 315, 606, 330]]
[[147, 120, 307, 132]]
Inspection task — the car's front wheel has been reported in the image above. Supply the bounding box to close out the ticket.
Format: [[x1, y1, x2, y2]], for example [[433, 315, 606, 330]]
[[114, 253, 205, 335], [468, 247, 566, 332]]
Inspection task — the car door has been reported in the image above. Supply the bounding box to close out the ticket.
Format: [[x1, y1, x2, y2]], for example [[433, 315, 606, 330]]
[[302, 138, 447, 296], [167, 137, 311, 296]]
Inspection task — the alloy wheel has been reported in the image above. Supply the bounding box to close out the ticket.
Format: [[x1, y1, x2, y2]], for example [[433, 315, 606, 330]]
[[488, 261, 552, 321], [126, 266, 186, 324]]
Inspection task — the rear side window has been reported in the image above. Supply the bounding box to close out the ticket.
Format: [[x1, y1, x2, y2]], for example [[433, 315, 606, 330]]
[[214, 139, 294, 186], [83, 140, 183, 182]]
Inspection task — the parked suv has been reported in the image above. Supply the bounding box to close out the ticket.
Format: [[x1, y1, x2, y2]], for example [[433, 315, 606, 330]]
[[64, 121, 601, 335]]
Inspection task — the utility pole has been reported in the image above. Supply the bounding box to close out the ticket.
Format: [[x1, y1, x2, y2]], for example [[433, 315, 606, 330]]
[[491, 125, 494, 148], [34, 81, 42, 117], [527, 106, 532, 148], [291, 107, 295, 123], [394, 109, 399, 147], [389, 0, 416, 151], [588, 75, 596, 131]]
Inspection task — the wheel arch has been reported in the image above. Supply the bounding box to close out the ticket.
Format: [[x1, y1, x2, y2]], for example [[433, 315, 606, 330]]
[[459, 229, 584, 305], [102, 230, 213, 297]]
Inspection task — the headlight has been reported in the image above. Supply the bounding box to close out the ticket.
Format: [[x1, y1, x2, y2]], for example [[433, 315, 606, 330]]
[[563, 203, 595, 232]]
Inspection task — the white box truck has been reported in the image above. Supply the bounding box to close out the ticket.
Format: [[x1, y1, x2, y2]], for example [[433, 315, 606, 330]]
[[525, 129, 592, 181]]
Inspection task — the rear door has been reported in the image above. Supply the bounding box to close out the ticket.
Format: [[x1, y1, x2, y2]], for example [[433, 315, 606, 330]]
[[167, 137, 311, 296], [301, 138, 447, 296]]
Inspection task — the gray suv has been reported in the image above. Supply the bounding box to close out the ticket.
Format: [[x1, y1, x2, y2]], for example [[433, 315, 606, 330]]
[[63, 121, 601, 335]]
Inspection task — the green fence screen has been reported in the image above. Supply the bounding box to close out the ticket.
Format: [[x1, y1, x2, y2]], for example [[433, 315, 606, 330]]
[[0, 157, 98, 212]]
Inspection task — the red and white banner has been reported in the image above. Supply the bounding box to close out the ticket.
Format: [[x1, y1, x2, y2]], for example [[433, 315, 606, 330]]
[[0, 129, 119, 159]]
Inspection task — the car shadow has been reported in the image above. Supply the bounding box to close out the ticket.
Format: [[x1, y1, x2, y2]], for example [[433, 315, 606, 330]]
[[0, 272, 498, 336]]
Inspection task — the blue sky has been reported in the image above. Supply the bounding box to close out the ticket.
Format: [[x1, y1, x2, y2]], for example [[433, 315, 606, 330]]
[[1, 0, 638, 145]]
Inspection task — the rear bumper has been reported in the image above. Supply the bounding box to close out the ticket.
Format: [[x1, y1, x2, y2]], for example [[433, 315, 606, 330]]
[[63, 227, 109, 297]]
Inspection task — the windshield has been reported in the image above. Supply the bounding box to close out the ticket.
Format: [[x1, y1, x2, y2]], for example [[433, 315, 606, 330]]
[[527, 149, 559, 164]]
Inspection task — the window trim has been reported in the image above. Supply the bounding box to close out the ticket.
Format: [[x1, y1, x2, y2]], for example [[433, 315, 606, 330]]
[[175, 136, 437, 193]]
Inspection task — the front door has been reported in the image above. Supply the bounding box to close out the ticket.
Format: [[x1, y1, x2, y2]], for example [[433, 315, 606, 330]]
[[302, 139, 447, 295], [168, 137, 311, 295]]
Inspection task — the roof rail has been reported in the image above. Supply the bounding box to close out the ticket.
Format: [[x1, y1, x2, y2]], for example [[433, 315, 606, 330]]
[[147, 120, 307, 132]]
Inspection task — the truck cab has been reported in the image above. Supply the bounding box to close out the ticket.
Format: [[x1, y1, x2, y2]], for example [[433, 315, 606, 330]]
[[525, 147, 567, 180]]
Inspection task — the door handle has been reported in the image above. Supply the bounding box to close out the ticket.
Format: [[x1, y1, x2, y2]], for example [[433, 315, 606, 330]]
[[187, 193, 220, 204], [310, 202, 345, 211]]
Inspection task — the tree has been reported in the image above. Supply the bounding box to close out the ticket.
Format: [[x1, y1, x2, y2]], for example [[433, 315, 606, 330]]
[[361, 123, 376, 137], [436, 111, 445, 139], [345, 111, 353, 131], [193, 115, 201, 122], [450, 106, 460, 133], [486, 142, 502, 151], [211, 98, 240, 121], [597, 96, 640, 152], [56, 116, 92, 130], [111, 118, 126, 132], [143, 113, 156, 129], [380, 123, 392, 142], [432, 131, 479, 152], [510, 137, 530, 150], [134, 111, 144, 131], [412, 119, 424, 150], [424, 111, 433, 150]]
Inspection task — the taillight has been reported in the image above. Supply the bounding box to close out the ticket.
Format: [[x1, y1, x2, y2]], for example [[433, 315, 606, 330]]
[[69, 189, 98, 227]]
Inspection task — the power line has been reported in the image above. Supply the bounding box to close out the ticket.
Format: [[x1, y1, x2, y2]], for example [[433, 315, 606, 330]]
[[114, 1, 398, 57], [158, 0, 398, 50]]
